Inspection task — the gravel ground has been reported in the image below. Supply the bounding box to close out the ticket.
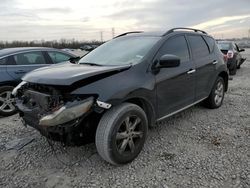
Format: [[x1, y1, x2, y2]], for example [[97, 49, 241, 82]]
[[0, 49, 250, 188]]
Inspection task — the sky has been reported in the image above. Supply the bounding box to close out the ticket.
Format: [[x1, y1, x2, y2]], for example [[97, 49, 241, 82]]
[[0, 0, 250, 41]]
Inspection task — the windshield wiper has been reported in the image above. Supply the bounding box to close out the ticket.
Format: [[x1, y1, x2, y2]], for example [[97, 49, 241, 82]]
[[80, 62, 103, 66]]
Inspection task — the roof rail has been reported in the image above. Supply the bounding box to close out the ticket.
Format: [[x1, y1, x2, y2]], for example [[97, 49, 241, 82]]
[[114, 31, 143, 38], [164, 27, 207, 35]]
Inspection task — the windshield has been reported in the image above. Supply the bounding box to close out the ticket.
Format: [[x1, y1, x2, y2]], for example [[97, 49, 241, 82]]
[[217, 43, 231, 50], [79, 36, 159, 66]]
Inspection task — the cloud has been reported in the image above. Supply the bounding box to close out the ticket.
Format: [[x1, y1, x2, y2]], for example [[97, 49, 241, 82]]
[[192, 15, 250, 29], [0, 0, 250, 40]]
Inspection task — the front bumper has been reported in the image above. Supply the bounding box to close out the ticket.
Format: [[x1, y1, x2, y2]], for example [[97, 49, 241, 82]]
[[19, 108, 97, 145]]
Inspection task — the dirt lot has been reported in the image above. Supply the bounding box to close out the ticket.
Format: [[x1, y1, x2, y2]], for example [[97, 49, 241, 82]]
[[0, 50, 250, 188]]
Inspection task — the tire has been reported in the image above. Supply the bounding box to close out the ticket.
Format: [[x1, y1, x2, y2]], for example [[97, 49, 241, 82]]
[[0, 86, 17, 116], [95, 103, 148, 165], [229, 61, 237, 75], [204, 77, 225, 109]]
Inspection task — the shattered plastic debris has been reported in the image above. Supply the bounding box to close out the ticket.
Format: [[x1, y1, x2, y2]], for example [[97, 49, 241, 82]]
[[5, 137, 35, 150]]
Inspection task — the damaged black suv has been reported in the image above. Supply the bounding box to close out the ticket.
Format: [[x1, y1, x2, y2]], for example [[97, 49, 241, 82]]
[[13, 28, 228, 165]]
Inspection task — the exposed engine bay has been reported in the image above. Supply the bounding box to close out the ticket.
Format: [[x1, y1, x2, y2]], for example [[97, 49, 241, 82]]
[[14, 82, 105, 145]]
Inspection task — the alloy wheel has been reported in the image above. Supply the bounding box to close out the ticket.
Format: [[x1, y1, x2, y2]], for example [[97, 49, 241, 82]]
[[0, 91, 16, 113], [116, 115, 143, 154], [214, 80, 224, 106]]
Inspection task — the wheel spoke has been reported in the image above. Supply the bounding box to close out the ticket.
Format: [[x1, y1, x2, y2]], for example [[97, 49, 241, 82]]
[[0, 97, 5, 102], [124, 117, 130, 131], [7, 103, 16, 111], [132, 131, 143, 138], [218, 92, 223, 97], [215, 90, 219, 95], [6, 92, 11, 99], [116, 132, 129, 140], [130, 117, 141, 131], [0, 103, 7, 110], [119, 138, 129, 152], [128, 139, 135, 152]]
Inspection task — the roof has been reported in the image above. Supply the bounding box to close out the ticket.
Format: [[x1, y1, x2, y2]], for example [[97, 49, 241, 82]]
[[0, 47, 74, 57], [115, 28, 208, 38]]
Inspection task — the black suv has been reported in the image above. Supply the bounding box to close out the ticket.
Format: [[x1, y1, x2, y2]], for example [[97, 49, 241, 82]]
[[13, 28, 228, 165]]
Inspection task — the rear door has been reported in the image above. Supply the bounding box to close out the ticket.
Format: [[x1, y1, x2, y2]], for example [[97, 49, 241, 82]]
[[187, 35, 216, 100], [0, 57, 12, 85], [6, 51, 49, 81], [155, 35, 196, 119]]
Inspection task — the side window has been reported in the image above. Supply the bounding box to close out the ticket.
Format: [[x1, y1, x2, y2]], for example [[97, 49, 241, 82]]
[[188, 35, 210, 59], [48, 51, 71, 63], [0, 57, 7, 65], [203, 36, 215, 53], [159, 35, 190, 62], [14, 51, 46, 65]]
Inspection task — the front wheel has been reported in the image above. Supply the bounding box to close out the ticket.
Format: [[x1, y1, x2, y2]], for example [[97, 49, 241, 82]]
[[0, 86, 17, 116], [204, 77, 225, 109], [95, 103, 148, 165]]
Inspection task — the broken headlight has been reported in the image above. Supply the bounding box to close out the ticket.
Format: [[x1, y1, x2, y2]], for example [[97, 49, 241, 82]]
[[39, 97, 94, 126]]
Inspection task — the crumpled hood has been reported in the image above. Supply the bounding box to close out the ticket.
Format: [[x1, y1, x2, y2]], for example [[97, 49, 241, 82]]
[[22, 62, 131, 86]]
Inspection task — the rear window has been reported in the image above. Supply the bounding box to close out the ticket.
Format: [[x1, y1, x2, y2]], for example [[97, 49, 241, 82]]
[[48, 51, 72, 63], [204, 36, 215, 53], [0, 57, 7, 65], [188, 35, 209, 59], [217, 43, 230, 50]]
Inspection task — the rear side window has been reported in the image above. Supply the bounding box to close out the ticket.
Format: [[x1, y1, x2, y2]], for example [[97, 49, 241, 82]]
[[159, 35, 190, 62], [203, 36, 215, 53], [217, 43, 230, 50], [48, 51, 71, 63], [14, 51, 46, 65], [188, 35, 209, 59], [0, 57, 7, 65]]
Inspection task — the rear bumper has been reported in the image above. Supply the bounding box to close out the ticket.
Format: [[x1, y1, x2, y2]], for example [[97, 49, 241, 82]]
[[227, 59, 236, 70]]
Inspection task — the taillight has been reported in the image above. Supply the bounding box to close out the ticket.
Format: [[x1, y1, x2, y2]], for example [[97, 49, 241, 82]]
[[223, 55, 227, 62], [227, 50, 234, 59]]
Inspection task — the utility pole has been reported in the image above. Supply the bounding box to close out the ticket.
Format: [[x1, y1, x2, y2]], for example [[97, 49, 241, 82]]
[[100, 31, 103, 42], [112, 28, 115, 38]]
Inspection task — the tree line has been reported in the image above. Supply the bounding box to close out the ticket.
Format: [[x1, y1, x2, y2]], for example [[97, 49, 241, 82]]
[[0, 39, 104, 49]]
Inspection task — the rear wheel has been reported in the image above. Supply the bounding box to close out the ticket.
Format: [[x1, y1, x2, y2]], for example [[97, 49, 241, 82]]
[[204, 77, 225, 109], [229, 61, 237, 75], [0, 86, 17, 116], [95, 103, 148, 165]]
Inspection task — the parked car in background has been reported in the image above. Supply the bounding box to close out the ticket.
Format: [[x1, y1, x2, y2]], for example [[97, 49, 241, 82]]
[[217, 41, 246, 75], [0, 47, 77, 116], [13, 28, 228, 165], [80, 44, 100, 52]]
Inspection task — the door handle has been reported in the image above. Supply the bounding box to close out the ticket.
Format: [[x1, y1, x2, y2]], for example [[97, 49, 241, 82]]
[[212, 60, 218, 65], [187, 69, 196, 74], [14, 70, 27, 74]]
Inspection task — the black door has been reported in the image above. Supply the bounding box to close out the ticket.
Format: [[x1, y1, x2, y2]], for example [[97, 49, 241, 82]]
[[187, 35, 216, 100], [154, 35, 196, 119]]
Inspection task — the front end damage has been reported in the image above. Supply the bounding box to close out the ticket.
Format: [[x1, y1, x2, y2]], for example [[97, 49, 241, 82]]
[[13, 81, 108, 145]]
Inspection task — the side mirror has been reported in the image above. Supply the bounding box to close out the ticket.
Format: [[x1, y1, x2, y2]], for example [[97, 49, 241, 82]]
[[69, 56, 81, 64], [158, 54, 180, 68], [239, 49, 245, 52]]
